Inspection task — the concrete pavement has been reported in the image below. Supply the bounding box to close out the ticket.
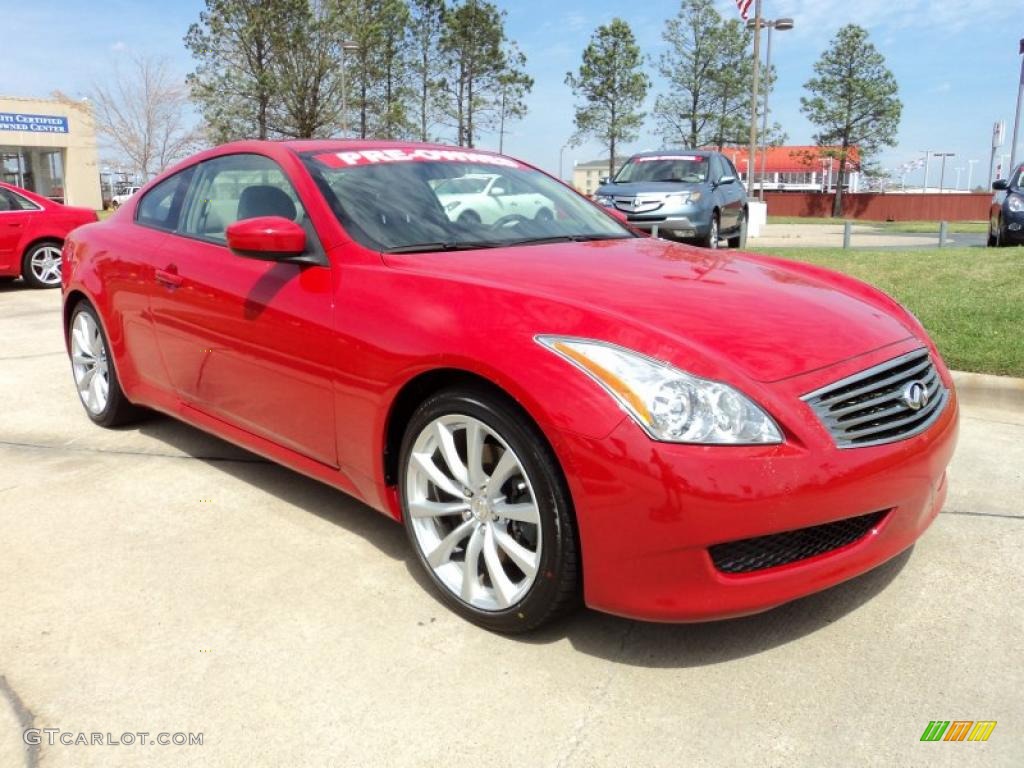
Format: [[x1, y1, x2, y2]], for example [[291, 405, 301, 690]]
[[1, 282, 1021, 767]]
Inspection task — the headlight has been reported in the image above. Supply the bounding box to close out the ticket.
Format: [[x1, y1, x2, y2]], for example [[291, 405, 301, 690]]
[[537, 336, 782, 444], [665, 191, 701, 205], [444, 201, 461, 212], [1008, 194, 1024, 213], [594, 195, 614, 206]]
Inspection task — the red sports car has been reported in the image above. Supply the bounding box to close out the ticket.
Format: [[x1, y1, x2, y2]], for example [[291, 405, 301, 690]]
[[61, 141, 958, 632], [0, 181, 97, 288]]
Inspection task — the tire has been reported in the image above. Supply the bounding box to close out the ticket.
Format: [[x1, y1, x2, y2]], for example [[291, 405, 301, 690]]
[[727, 209, 747, 249], [110, 200, 120, 210], [68, 302, 145, 427], [534, 207, 554, 222], [399, 386, 580, 633], [457, 210, 481, 226], [22, 241, 64, 289], [699, 211, 720, 249]]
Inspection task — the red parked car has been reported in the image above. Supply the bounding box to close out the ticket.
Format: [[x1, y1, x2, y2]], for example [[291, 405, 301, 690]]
[[61, 141, 958, 632], [0, 182, 97, 288]]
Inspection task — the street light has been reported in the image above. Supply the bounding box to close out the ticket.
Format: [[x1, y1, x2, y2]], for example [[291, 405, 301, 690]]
[[934, 152, 955, 193], [1010, 38, 1024, 173], [967, 158, 979, 191], [340, 40, 359, 137], [747, 16, 794, 201], [558, 143, 571, 182]]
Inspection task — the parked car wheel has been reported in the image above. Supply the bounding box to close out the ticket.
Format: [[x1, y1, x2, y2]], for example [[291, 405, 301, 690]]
[[534, 207, 554, 222], [457, 210, 480, 226], [399, 386, 580, 633], [22, 241, 64, 289], [699, 211, 720, 249], [69, 302, 145, 427], [728, 209, 747, 249]]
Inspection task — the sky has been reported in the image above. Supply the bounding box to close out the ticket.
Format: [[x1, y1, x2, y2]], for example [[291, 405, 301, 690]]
[[3, 0, 1023, 189]]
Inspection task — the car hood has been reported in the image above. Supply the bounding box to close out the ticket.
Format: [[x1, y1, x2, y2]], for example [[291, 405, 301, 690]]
[[385, 237, 912, 384], [597, 181, 705, 197]]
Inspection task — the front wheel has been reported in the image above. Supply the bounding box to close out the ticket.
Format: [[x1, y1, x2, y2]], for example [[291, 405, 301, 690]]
[[698, 212, 720, 249], [399, 386, 580, 633], [69, 302, 145, 427], [727, 210, 748, 249]]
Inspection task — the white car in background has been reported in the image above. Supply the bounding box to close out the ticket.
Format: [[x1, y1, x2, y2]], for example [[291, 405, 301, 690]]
[[434, 173, 555, 226], [110, 186, 141, 209]]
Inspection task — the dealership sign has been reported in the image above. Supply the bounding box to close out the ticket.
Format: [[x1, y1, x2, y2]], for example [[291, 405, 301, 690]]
[[0, 112, 69, 134]]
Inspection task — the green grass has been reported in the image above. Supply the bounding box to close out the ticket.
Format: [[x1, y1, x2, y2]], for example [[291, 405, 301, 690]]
[[767, 216, 988, 234], [97, 209, 113, 221], [757, 246, 1024, 377]]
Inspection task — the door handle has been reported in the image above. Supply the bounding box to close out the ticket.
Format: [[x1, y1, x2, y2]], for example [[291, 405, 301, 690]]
[[155, 267, 182, 289]]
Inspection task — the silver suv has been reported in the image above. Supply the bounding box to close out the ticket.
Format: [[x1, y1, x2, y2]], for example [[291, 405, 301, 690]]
[[594, 150, 748, 249]]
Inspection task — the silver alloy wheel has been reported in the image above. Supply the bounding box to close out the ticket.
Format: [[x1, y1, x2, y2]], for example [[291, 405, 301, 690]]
[[406, 414, 542, 611], [29, 245, 63, 286], [70, 312, 110, 415], [708, 216, 719, 249]]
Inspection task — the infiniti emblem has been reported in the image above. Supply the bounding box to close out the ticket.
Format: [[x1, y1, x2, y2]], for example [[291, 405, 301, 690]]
[[901, 380, 930, 411]]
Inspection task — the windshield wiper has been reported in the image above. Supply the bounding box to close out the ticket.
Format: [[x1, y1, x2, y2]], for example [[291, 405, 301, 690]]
[[504, 234, 634, 246], [384, 241, 503, 254]]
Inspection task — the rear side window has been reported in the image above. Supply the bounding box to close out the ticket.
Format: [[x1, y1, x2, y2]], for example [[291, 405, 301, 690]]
[[136, 168, 194, 232], [0, 187, 41, 211]]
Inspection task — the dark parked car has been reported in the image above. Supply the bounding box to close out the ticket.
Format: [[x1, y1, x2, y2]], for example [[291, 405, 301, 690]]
[[593, 150, 748, 249], [988, 163, 1024, 247]]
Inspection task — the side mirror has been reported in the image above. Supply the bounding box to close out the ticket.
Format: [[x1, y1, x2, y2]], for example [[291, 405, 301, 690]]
[[599, 176, 612, 185], [993, 179, 1009, 191], [717, 175, 736, 186], [226, 216, 308, 262]]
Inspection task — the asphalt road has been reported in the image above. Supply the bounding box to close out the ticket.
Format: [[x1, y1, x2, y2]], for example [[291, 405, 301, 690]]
[[1, 282, 1021, 767]]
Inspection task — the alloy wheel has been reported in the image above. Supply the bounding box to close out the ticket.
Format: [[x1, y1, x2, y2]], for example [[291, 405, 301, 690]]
[[29, 245, 63, 286], [405, 414, 542, 612], [70, 311, 110, 415]]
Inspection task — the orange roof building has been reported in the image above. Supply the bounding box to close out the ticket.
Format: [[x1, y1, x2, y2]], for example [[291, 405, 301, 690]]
[[717, 145, 863, 192]]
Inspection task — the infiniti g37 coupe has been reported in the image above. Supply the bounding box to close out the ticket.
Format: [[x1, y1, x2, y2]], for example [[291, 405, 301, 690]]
[[61, 140, 958, 632]]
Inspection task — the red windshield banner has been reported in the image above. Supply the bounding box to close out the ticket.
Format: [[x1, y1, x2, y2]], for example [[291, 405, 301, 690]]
[[315, 148, 520, 169]]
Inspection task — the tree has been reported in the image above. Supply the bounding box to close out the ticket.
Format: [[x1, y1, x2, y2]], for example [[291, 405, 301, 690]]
[[800, 24, 901, 216], [565, 19, 649, 178], [341, 0, 414, 139], [496, 45, 533, 153], [438, 0, 529, 148], [91, 54, 199, 180], [408, 0, 447, 141], [269, 1, 348, 138], [185, 0, 297, 142]]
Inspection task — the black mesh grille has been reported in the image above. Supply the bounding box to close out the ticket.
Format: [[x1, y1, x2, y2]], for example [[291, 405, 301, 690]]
[[709, 510, 888, 574]]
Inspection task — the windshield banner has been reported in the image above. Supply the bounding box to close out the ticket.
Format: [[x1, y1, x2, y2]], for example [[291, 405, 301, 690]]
[[316, 148, 520, 169]]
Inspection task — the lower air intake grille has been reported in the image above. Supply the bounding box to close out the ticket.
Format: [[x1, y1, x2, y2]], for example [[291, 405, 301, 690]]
[[802, 348, 949, 448], [709, 510, 888, 574]]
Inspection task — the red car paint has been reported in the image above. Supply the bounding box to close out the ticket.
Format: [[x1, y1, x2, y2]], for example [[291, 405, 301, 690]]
[[0, 182, 97, 278], [61, 140, 958, 622]]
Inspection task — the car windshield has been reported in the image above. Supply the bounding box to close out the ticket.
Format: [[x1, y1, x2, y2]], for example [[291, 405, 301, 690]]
[[302, 149, 631, 253], [614, 155, 710, 184]]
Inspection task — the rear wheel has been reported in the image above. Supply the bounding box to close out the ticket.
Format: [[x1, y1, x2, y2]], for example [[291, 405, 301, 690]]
[[457, 210, 481, 226], [399, 386, 579, 633], [534, 207, 554, 222], [22, 241, 63, 289], [69, 302, 144, 427]]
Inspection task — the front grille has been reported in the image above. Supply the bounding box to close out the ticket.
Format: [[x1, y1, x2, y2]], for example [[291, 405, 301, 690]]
[[802, 348, 949, 448], [709, 510, 888, 574]]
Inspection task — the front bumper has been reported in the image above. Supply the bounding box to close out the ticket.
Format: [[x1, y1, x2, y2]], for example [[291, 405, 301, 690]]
[[556, 348, 960, 622], [625, 214, 707, 238]]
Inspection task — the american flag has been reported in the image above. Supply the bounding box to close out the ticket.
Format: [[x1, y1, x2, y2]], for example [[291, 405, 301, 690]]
[[736, 0, 753, 20]]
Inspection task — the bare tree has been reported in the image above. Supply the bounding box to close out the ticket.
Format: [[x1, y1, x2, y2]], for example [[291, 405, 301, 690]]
[[91, 55, 200, 180]]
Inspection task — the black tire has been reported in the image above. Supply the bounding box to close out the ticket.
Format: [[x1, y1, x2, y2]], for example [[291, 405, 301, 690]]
[[68, 301, 146, 427], [399, 386, 580, 633], [727, 209, 748, 249], [534, 207, 554, 222], [699, 211, 720, 249], [457, 210, 481, 226], [21, 241, 64, 289]]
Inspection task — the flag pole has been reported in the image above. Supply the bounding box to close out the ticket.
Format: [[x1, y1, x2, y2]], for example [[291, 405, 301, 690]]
[[747, 0, 763, 195]]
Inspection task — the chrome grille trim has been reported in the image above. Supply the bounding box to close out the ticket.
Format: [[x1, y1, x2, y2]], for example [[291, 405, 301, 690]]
[[802, 348, 949, 449]]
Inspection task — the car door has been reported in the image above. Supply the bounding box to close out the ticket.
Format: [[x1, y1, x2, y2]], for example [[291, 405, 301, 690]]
[[0, 187, 36, 271], [714, 156, 742, 232], [148, 152, 339, 467]]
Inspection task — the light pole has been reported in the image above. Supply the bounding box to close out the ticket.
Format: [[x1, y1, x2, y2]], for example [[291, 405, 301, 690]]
[[559, 143, 572, 181], [935, 152, 955, 193], [954, 165, 963, 191], [746, 0, 763, 192], [921, 150, 931, 191], [747, 16, 794, 201], [340, 40, 359, 137], [1010, 38, 1024, 173]]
